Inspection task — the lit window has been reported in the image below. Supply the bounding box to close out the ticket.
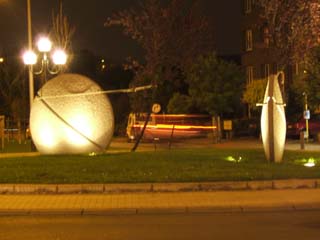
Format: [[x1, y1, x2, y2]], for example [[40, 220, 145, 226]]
[[245, 0, 252, 14], [263, 27, 270, 47], [246, 29, 253, 51], [246, 66, 254, 84]]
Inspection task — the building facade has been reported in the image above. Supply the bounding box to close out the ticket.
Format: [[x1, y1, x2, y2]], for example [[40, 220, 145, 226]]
[[241, 0, 298, 92]]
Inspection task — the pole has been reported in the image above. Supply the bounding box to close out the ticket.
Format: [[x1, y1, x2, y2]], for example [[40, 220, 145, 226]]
[[305, 93, 309, 141], [27, 0, 34, 108], [27, 0, 36, 151], [268, 76, 275, 162]]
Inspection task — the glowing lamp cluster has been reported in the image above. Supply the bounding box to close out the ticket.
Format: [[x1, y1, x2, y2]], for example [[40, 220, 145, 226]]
[[23, 37, 67, 66], [30, 74, 114, 154]]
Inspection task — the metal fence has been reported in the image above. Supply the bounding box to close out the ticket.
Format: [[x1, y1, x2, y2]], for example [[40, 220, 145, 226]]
[[0, 117, 29, 146]]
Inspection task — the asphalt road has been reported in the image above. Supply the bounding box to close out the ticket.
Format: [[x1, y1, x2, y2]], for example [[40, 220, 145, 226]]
[[0, 210, 319, 240]]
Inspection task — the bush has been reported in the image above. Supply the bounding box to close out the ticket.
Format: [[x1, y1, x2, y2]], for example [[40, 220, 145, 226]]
[[232, 118, 260, 137]]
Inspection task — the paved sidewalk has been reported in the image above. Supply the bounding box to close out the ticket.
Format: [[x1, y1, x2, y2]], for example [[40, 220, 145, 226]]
[[0, 189, 319, 215]]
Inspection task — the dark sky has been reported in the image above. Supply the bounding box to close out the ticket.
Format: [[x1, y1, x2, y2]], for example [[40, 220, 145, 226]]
[[0, 0, 241, 62]]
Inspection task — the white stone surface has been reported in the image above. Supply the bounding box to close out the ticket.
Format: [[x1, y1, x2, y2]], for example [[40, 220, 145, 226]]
[[30, 74, 114, 154], [261, 73, 286, 162]]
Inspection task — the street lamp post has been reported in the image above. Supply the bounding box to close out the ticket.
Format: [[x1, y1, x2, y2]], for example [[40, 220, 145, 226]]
[[303, 92, 309, 141], [27, 0, 34, 109], [22, 36, 67, 151], [25, 0, 67, 99], [23, 1, 67, 152]]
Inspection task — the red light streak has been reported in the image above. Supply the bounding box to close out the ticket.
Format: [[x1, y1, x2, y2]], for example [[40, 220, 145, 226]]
[[133, 124, 216, 130]]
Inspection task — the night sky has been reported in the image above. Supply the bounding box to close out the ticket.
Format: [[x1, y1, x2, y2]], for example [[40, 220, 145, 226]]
[[0, 0, 241, 62]]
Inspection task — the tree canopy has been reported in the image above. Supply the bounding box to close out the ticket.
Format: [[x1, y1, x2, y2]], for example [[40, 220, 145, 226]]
[[0, 57, 27, 119], [306, 47, 320, 109], [105, 0, 214, 112], [50, 2, 75, 72], [186, 53, 245, 117], [255, 0, 320, 66], [291, 46, 320, 113], [242, 78, 267, 118]]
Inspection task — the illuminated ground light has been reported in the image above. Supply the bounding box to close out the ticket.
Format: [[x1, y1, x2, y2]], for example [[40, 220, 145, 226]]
[[30, 73, 114, 154], [294, 158, 318, 168], [304, 162, 315, 168], [303, 158, 316, 168], [225, 156, 242, 163]]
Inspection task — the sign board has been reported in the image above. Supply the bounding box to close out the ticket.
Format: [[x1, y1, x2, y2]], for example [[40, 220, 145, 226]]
[[304, 110, 310, 120], [223, 120, 232, 130], [152, 103, 161, 113], [0, 116, 4, 149]]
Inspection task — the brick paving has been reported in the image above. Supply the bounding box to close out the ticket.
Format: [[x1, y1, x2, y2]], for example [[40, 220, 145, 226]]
[[0, 189, 319, 214]]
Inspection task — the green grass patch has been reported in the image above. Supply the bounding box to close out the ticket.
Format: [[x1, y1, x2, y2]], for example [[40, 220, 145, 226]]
[[0, 148, 319, 183]]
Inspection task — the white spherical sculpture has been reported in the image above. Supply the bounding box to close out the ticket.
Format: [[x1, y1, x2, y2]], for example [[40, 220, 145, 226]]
[[30, 74, 114, 154]]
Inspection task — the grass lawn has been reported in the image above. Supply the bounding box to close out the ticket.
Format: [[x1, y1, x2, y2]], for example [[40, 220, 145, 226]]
[[0, 147, 319, 183]]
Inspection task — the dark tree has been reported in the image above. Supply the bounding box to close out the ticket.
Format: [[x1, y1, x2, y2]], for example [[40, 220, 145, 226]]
[[0, 56, 27, 120], [290, 46, 320, 113], [105, 0, 214, 112], [69, 49, 99, 79], [186, 53, 245, 118], [255, 0, 320, 66], [50, 1, 76, 72]]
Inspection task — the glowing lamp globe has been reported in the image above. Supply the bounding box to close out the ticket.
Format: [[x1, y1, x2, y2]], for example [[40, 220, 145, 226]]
[[30, 74, 114, 154]]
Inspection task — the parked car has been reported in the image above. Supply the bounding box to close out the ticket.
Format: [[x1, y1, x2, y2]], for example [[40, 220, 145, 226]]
[[287, 113, 320, 139]]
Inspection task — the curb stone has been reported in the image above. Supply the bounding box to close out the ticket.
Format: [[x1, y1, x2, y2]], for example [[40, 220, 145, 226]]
[[247, 181, 273, 190], [0, 179, 319, 194], [272, 179, 317, 189], [186, 206, 243, 213], [57, 184, 104, 194], [0, 205, 319, 216], [239, 205, 295, 212], [105, 183, 152, 193], [199, 181, 248, 191], [29, 209, 83, 215], [83, 208, 138, 215]]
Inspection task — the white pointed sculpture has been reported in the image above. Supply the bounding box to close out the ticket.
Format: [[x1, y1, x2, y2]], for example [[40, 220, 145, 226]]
[[259, 72, 286, 163]]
